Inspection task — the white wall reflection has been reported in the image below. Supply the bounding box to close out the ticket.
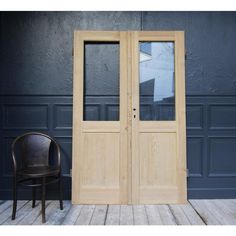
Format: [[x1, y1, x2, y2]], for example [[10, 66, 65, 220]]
[[139, 42, 175, 102]]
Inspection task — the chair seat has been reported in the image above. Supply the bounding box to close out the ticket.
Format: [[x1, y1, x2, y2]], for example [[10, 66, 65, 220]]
[[17, 166, 60, 178]]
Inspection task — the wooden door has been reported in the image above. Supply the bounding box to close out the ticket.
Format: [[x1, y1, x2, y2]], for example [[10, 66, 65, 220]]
[[72, 31, 128, 204], [130, 31, 187, 204], [72, 31, 186, 204]]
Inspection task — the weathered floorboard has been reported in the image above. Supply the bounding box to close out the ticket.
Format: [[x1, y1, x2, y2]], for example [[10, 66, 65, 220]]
[[17, 201, 44, 225], [90, 205, 108, 225], [0, 201, 12, 214], [0, 200, 28, 225], [105, 205, 120, 225], [32, 201, 57, 225], [0, 200, 236, 225], [203, 200, 236, 225], [179, 203, 205, 225], [169, 204, 191, 225], [145, 205, 162, 225], [3, 201, 40, 225], [75, 205, 95, 225], [62, 204, 83, 225], [189, 200, 221, 225], [45, 201, 71, 225], [157, 205, 177, 225], [120, 205, 134, 225], [133, 205, 148, 225]]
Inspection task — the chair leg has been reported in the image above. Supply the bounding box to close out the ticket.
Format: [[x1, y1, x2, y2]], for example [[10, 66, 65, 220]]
[[32, 179, 36, 208], [59, 176, 63, 210], [12, 176, 17, 220], [41, 177, 46, 223]]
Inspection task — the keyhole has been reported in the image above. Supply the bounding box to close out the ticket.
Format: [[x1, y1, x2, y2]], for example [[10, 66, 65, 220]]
[[134, 115, 136, 118]]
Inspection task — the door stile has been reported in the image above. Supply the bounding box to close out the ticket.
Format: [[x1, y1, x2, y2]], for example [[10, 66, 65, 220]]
[[72, 31, 84, 203], [127, 31, 133, 204], [175, 31, 187, 203], [130, 31, 140, 204], [119, 31, 129, 204]]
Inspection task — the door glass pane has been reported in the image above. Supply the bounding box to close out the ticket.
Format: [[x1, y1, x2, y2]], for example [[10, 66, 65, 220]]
[[139, 42, 175, 120], [84, 42, 119, 121]]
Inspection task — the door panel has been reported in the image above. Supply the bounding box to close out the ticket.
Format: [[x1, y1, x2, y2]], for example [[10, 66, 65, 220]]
[[82, 133, 120, 186], [72, 31, 186, 204], [72, 31, 128, 204], [140, 133, 177, 187], [131, 31, 187, 204]]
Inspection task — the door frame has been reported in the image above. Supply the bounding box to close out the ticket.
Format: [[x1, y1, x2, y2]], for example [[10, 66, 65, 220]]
[[72, 31, 186, 204]]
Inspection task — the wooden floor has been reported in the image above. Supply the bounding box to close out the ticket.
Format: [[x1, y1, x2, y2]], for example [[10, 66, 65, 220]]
[[1, 200, 236, 225]]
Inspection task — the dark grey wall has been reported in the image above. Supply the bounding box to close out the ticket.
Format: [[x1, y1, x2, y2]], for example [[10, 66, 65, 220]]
[[1, 11, 236, 199]]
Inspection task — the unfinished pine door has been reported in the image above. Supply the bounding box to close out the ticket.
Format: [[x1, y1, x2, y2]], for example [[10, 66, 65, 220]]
[[72, 31, 128, 204], [72, 31, 186, 204], [130, 31, 187, 204]]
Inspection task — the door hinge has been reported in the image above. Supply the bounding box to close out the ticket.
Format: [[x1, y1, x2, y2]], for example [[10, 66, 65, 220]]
[[185, 49, 187, 60]]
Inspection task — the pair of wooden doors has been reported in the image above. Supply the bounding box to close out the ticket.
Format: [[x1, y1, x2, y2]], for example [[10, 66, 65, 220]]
[[72, 31, 187, 204]]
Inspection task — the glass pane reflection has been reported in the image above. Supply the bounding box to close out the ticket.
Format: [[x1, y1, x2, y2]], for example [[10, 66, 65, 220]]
[[139, 42, 175, 120], [84, 42, 120, 121]]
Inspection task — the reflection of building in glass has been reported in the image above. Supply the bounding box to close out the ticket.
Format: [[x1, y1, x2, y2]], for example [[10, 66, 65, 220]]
[[139, 42, 175, 102]]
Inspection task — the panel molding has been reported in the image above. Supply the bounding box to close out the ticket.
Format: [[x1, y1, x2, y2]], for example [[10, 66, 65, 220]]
[[3, 104, 49, 130], [53, 104, 72, 130], [186, 104, 204, 130], [208, 104, 236, 130], [187, 136, 204, 178], [1, 94, 236, 199], [207, 136, 236, 177]]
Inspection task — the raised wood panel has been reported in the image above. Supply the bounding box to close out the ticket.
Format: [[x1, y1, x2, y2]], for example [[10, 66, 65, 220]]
[[139, 133, 177, 187], [81, 133, 120, 187]]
